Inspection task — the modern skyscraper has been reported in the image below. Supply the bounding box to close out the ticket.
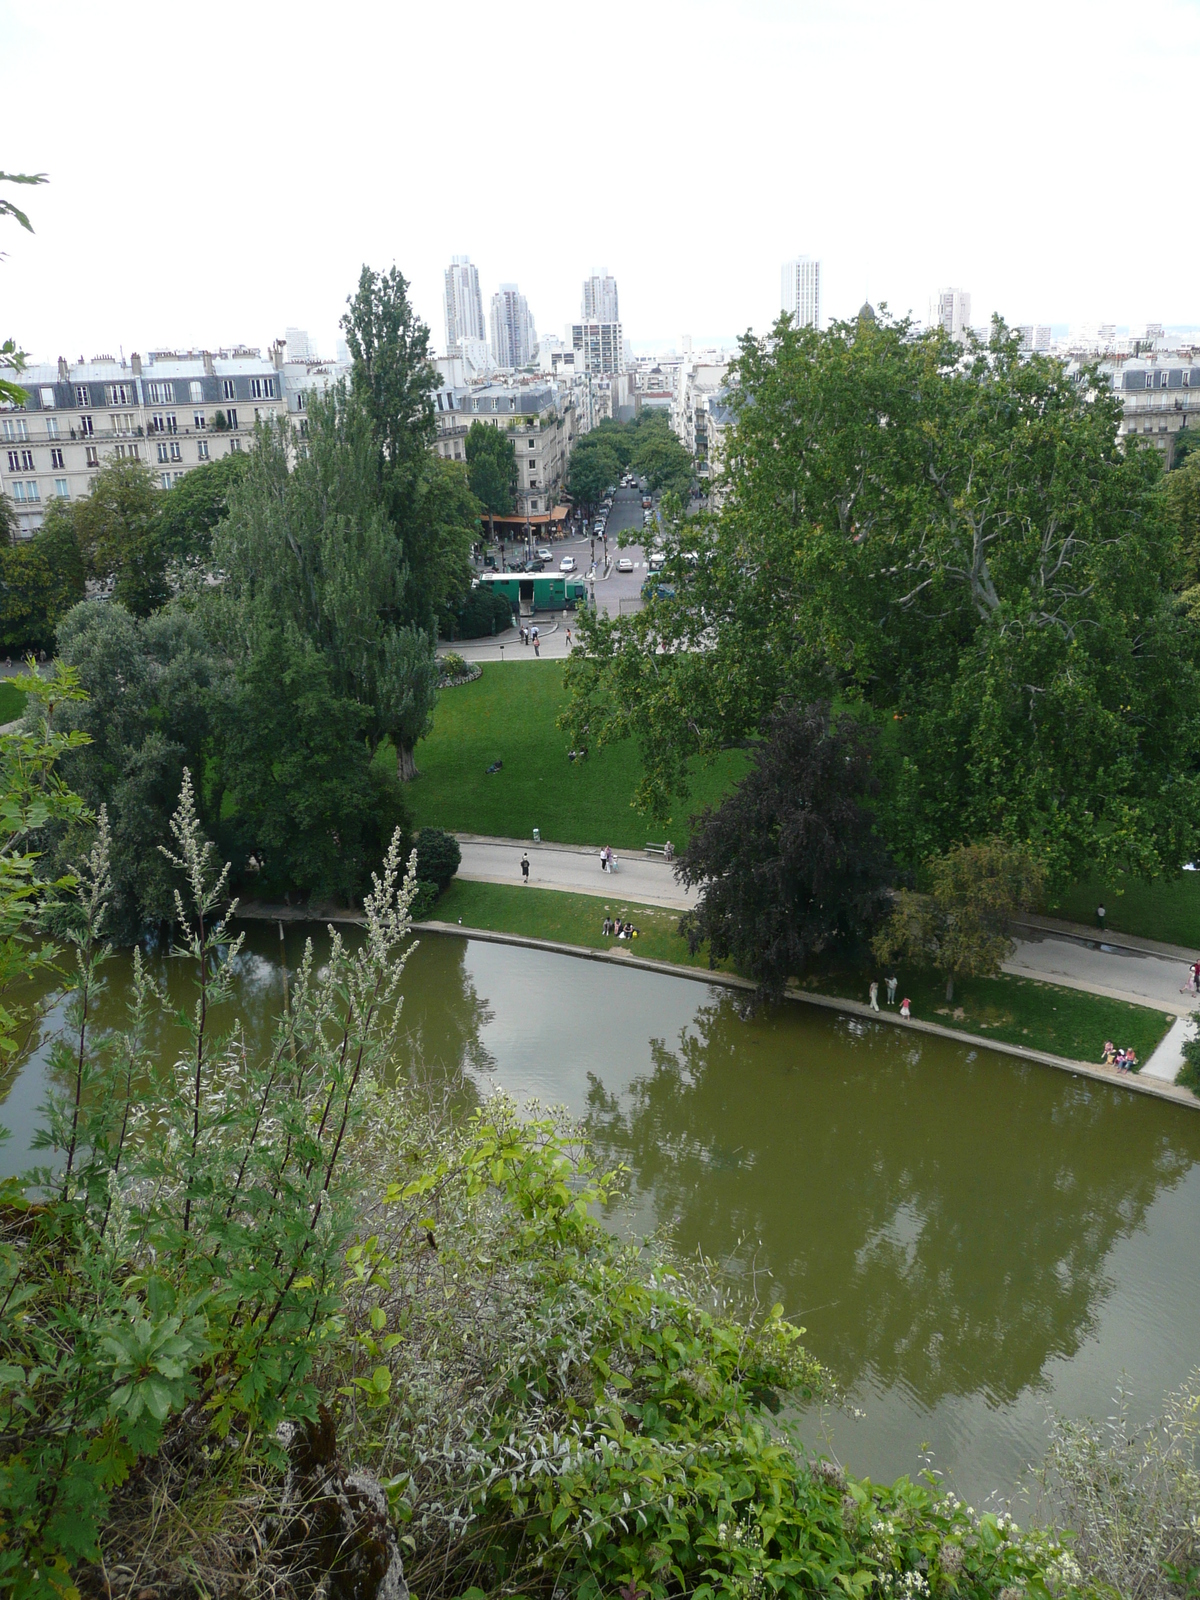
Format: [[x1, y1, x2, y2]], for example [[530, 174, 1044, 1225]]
[[781, 256, 821, 329], [931, 287, 971, 340], [444, 256, 486, 356], [490, 284, 537, 369], [582, 271, 619, 324], [571, 321, 625, 374]]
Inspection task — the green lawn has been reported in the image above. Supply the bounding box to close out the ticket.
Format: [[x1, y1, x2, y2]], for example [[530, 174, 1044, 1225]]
[[430, 880, 1172, 1066], [405, 661, 746, 849], [1049, 871, 1200, 951], [0, 682, 27, 724]]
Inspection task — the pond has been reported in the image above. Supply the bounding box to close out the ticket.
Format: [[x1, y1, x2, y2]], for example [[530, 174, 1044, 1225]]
[[3, 921, 1199, 1507]]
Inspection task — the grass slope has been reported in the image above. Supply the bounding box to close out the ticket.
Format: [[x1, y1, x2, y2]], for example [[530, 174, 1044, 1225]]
[[1050, 872, 1200, 952], [405, 662, 745, 850], [0, 682, 27, 724], [431, 880, 1172, 1064]]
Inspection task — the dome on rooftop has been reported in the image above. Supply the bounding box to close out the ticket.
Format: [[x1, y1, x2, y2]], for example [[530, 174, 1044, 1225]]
[[858, 301, 877, 323]]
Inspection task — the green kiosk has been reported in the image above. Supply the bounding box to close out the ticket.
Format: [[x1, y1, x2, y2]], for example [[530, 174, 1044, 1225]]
[[473, 570, 591, 619]]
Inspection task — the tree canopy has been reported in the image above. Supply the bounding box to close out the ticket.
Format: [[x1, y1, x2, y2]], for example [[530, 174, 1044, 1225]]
[[564, 313, 1200, 886], [465, 419, 515, 536], [676, 702, 893, 999]]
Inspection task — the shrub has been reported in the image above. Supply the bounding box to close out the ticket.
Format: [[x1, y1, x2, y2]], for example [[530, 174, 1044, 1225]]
[[414, 825, 460, 893], [447, 585, 514, 639], [439, 650, 468, 679], [0, 780, 418, 1598]]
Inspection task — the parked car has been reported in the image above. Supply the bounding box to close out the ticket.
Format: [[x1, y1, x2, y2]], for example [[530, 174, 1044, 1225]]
[[536, 547, 553, 562], [648, 551, 666, 571], [616, 555, 634, 573], [560, 554, 577, 571]]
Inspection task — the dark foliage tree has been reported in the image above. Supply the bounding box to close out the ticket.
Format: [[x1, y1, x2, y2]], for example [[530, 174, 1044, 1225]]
[[676, 702, 893, 999], [66, 456, 167, 615], [568, 439, 620, 514], [443, 584, 513, 640]]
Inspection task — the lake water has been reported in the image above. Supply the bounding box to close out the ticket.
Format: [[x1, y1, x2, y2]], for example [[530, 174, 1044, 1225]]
[[4, 921, 1198, 1507]]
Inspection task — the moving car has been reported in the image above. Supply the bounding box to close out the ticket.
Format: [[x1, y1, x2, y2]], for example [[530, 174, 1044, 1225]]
[[616, 555, 634, 573], [560, 554, 577, 571], [536, 548, 553, 562], [642, 496, 653, 508]]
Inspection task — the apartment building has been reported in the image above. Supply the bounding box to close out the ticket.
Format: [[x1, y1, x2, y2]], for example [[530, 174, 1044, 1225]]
[[571, 321, 625, 375], [432, 380, 575, 517], [1, 348, 293, 537], [1073, 351, 1200, 464]]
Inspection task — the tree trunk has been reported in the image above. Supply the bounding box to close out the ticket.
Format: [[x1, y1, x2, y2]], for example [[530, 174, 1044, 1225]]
[[945, 974, 954, 1003], [397, 742, 418, 783]]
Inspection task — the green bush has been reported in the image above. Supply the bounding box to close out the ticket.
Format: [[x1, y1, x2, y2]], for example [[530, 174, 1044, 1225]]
[[444, 585, 513, 640], [438, 650, 468, 679], [414, 825, 460, 893]]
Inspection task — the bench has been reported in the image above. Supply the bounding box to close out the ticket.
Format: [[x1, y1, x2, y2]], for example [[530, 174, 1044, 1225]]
[[645, 842, 675, 860]]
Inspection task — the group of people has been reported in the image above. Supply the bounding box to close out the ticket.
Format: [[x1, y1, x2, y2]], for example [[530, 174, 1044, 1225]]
[[602, 917, 638, 940], [1101, 1040, 1140, 1073], [518, 623, 540, 655], [1182, 960, 1200, 995], [868, 977, 910, 1017], [599, 846, 617, 873]]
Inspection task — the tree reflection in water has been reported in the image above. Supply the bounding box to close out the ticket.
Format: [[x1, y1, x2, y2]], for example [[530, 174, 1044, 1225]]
[[583, 997, 1200, 1409]]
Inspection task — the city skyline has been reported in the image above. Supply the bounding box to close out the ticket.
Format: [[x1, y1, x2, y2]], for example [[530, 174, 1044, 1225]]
[[4, 0, 1200, 362]]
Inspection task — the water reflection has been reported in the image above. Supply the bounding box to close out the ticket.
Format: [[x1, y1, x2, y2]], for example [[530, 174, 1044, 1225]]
[[582, 996, 1200, 1410]]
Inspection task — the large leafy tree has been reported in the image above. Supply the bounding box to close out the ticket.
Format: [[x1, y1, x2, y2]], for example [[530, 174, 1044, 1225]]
[[564, 314, 1200, 885], [49, 599, 222, 939], [155, 450, 250, 567], [64, 456, 166, 615], [465, 419, 515, 540], [568, 437, 620, 515], [0, 504, 85, 652], [212, 389, 439, 781], [676, 702, 893, 999]]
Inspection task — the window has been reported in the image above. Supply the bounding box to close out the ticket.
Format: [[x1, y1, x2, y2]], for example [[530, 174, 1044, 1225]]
[[165, 413, 177, 434], [194, 411, 206, 430], [85, 445, 99, 466], [54, 478, 69, 498], [50, 448, 64, 469], [197, 439, 209, 460], [226, 408, 238, 429], [189, 380, 203, 404], [148, 381, 174, 404], [157, 441, 169, 463], [528, 438, 535, 448], [298, 418, 309, 438], [151, 414, 164, 433], [2, 419, 28, 442], [170, 440, 182, 461], [79, 415, 94, 436], [106, 383, 132, 406], [249, 376, 276, 399], [222, 379, 236, 400], [295, 391, 307, 411], [530, 499, 539, 512], [471, 398, 479, 411], [75, 384, 89, 407], [230, 437, 242, 452], [161, 474, 172, 489], [110, 412, 136, 435], [45, 417, 59, 439], [11, 481, 38, 502]]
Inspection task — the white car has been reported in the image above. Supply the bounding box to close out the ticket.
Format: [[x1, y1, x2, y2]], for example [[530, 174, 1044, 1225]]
[[616, 555, 634, 573], [648, 551, 666, 571], [536, 547, 552, 562], [560, 555, 577, 571]]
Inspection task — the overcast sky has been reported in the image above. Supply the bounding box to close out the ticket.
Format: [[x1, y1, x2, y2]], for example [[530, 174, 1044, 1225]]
[[4, 0, 1199, 364]]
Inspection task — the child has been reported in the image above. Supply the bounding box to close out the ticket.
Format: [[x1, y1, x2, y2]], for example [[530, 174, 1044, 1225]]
[[899, 997, 911, 1019]]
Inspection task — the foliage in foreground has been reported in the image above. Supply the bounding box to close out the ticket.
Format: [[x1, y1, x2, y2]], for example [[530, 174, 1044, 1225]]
[[0, 782, 418, 1598], [1033, 1374, 1200, 1600]]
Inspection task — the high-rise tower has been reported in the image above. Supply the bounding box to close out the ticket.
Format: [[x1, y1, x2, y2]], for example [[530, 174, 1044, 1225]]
[[781, 256, 821, 330], [444, 255, 485, 355]]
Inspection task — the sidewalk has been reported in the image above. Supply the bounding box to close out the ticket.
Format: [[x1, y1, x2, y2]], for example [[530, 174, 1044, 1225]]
[[455, 833, 695, 911]]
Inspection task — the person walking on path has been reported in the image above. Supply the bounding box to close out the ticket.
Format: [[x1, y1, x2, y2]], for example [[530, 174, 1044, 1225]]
[[533, 634, 540, 657], [868, 981, 880, 1012], [565, 626, 573, 648], [885, 975, 898, 1006], [520, 853, 530, 884]]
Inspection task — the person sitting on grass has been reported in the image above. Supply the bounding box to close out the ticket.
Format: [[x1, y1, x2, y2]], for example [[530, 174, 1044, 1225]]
[[1101, 1040, 1116, 1067], [602, 916, 613, 936]]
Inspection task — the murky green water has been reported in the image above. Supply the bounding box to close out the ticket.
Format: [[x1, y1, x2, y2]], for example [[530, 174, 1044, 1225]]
[[4, 923, 1199, 1506]]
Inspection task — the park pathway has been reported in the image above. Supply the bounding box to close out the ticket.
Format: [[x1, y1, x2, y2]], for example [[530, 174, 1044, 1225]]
[[455, 832, 1200, 1034]]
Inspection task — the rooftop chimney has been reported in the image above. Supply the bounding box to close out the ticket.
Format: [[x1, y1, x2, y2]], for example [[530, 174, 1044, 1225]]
[[57, 356, 68, 381], [130, 352, 141, 376]]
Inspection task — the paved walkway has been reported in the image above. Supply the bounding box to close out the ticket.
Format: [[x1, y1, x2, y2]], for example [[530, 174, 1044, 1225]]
[[455, 834, 696, 911], [455, 833, 1200, 1083]]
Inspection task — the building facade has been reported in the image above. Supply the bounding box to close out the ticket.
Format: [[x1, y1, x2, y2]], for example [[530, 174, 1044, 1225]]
[[581, 272, 619, 323], [1071, 351, 1200, 464], [0, 347, 300, 538], [931, 287, 971, 339], [431, 380, 575, 518], [570, 321, 625, 374], [781, 256, 821, 330], [490, 284, 537, 370], [444, 256, 486, 356]]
